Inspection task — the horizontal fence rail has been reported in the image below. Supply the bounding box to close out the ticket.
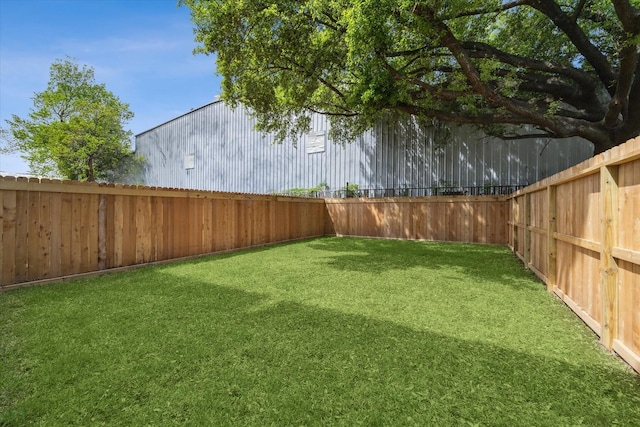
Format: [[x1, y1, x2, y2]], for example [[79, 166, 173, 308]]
[[0, 178, 328, 291], [509, 136, 640, 373]]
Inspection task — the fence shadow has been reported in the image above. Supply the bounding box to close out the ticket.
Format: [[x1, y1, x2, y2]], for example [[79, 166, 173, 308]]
[[306, 237, 538, 289]]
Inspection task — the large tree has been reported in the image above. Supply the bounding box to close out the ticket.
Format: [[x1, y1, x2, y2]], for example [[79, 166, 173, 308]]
[[181, 0, 640, 154], [5, 58, 142, 181]]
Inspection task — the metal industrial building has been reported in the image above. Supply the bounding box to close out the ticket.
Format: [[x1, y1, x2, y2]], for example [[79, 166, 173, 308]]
[[134, 99, 594, 196]]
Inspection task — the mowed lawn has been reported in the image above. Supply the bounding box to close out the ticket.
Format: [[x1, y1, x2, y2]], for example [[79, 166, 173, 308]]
[[1, 237, 639, 426]]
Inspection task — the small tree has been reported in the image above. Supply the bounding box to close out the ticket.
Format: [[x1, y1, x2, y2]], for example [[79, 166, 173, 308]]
[[5, 57, 142, 181]]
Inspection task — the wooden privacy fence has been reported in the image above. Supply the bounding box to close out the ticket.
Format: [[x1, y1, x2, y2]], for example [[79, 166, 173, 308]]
[[325, 196, 507, 244], [509, 136, 640, 373], [2, 137, 638, 372], [0, 176, 506, 290], [0, 178, 328, 291]]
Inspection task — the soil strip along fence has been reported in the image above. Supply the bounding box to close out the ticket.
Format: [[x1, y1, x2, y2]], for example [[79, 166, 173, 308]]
[[0, 178, 328, 291], [509, 136, 640, 373]]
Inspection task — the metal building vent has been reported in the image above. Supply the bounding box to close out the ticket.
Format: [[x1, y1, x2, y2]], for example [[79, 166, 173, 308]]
[[306, 131, 325, 154], [184, 153, 195, 169]]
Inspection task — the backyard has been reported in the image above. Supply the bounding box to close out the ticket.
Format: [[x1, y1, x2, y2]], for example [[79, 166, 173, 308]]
[[1, 237, 639, 426]]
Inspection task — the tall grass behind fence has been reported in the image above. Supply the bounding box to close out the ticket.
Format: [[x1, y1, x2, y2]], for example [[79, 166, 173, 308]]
[[325, 196, 508, 244], [0, 178, 328, 290], [509, 136, 640, 372]]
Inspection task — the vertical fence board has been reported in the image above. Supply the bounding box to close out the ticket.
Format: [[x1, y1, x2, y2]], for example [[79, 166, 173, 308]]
[[78, 194, 90, 273], [226, 199, 237, 250], [615, 261, 638, 355], [1, 189, 16, 286], [135, 196, 152, 263], [59, 193, 73, 276], [290, 202, 300, 240], [88, 194, 100, 272], [49, 192, 62, 278], [547, 186, 557, 291], [26, 190, 42, 281], [278, 202, 289, 242], [237, 200, 248, 248], [213, 199, 224, 252], [192, 198, 203, 255], [14, 188, 29, 283], [105, 194, 115, 269], [26, 185, 42, 281], [122, 195, 136, 267], [69, 193, 81, 275], [601, 165, 619, 349], [163, 197, 174, 260], [149, 196, 159, 261], [39, 190, 53, 280], [619, 159, 640, 252], [174, 197, 186, 258], [113, 195, 123, 268], [633, 262, 640, 355], [435, 202, 444, 241], [202, 199, 213, 253]]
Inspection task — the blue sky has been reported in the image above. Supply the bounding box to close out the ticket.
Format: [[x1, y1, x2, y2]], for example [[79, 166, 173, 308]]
[[0, 0, 222, 174]]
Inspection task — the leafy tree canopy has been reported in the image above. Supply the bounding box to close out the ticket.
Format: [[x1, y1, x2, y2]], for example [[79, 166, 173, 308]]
[[4, 57, 142, 181], [181, 0, 640, 154]]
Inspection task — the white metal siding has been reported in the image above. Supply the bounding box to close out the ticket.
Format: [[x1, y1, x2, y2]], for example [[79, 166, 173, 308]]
[[135, 101, 594, 193]]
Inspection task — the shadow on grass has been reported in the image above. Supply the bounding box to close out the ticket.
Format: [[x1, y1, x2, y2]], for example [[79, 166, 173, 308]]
[[3, 269, 639, 426], [307, 237, 537, 289]]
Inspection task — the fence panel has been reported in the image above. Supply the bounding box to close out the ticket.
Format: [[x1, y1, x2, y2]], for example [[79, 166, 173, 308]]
[[614, 156, 640, 368], [508, 136, 640, 373], [0, 179, 327, 291], [325, 196, 508, 244]]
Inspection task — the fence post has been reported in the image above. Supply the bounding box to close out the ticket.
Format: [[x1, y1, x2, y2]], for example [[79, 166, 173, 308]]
[[600, 165, 619, 350], [524, 192, 531, 268], [511, 197, 518, 251], [546, 185, 557, 292]]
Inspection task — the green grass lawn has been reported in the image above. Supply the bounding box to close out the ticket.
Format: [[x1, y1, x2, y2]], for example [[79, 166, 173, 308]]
[[1, 237, 639, 426]]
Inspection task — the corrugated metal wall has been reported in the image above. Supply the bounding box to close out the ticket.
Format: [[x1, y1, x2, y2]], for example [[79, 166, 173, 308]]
[[134, 101, 594, 194]]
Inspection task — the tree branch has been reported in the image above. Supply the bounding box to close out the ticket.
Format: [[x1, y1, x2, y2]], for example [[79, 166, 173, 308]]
[[395, 101, 531, 126], [600, 1, 640, 127], [443, 0, 528, 19], [411, 5, 561, 130], [461, 41, 597, 90], [304, 106, 358, 117], [610, 0, 640, 32], [615, 59, 640, 142], [525, 0, 617, 93], [570, 0, 588, 22]]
